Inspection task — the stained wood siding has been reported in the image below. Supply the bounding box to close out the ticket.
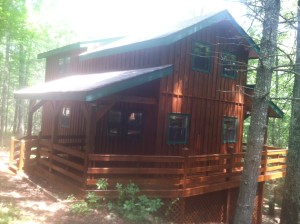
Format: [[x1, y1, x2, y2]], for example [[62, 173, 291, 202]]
[[41, 21, 249, 156]]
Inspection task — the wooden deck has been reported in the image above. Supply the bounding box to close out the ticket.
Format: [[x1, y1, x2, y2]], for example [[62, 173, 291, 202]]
[[9, 136, 287, 198]]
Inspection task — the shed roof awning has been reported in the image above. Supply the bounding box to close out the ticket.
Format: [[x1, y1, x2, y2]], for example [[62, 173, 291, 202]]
[[15, 65, 173, 102], [244, 85, 284, 118]]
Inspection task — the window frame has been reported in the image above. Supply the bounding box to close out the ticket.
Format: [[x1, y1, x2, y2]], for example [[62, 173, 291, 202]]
[[191, 42, 212, 73], [220, 52, 237, 79], [222, 116, 238, 143], [167, 113, 190, 145], [107, 110, 144, 138]]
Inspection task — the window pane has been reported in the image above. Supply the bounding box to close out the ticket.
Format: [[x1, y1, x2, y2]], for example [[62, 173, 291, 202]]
[[108, 111, 122, 135], [127, 112, 143, 136], [167, 113, 189, 144], [60, 107, 71, 128], [221, 53, 237, 78], [192, 42, 212, 73], [222, 117, 238, 143]]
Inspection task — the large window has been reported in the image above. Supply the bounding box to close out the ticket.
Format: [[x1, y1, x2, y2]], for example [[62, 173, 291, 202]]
[[220, 52, 237, 79], [108, 110, 143, 137], [222, 117, 238, 143], [167, 113, 190, 144], [192, 42, 212, 73], [60, 107, 71, 128]]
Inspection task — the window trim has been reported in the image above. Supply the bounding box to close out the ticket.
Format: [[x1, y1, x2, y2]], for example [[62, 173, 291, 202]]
[[167, 113, 190, 145], [58, 56, 71, 74], [191, 42, 212, 74], [220, 52, 237, 79], [222, 116, 238, 143]]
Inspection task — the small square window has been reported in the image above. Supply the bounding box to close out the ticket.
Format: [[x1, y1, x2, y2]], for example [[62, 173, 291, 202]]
[[220, 53, 237, 79], [192, 42, 212, 73], [222, 117, 238, 143], [60, 107, 71, 128], [108, 110, 122, 136], [167, 113, 190, 144]]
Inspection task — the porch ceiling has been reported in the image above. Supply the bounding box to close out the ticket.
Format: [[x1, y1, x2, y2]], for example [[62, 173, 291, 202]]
[[14, 65, 173, 102]]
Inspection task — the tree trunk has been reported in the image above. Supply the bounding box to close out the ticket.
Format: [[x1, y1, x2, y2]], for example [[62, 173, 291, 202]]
[[16, 44, 26, 137], [233, 0, 280, 223], [280, 1, 300, 223], [0, 35, 10, 146]]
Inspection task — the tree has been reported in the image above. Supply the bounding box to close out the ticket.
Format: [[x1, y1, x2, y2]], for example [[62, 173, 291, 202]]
[[233, 0, 281, 223], [280, 1, 300, 223]]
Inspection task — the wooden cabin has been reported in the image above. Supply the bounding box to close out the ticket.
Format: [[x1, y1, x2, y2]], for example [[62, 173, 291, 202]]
[[13, 10, 286, 223]]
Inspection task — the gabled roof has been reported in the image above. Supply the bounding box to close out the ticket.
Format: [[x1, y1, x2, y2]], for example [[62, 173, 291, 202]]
[[37, 37, 123, 59], [80, 10, 259, 60], [14, 65, 173, 102]]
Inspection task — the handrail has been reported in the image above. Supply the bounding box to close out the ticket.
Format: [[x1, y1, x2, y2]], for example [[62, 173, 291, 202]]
[[86, 148, 287, 197]]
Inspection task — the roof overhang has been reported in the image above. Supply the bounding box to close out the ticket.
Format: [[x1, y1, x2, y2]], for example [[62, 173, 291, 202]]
[[80, 10, 259, 60], [244, 85, 284, 118], [15, 65, 173, 102], [37, 37, 123, 59]]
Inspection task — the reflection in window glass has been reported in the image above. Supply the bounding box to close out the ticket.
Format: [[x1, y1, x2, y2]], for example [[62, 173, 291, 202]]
[[127, 112, 143, 136], [222, 117, 238, 143], [220, 53, 237, 79], [167, 113, 189, 144], [60, 107, 71, 128]]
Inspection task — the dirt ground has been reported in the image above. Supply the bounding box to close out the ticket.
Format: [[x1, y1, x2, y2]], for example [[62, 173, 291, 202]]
[[0, 150, 126, 224], [0, 149, 280, 224]]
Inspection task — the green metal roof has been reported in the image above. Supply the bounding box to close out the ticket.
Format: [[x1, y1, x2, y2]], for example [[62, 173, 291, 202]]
[[80, 10, 259, 60], [14, 65, 173, 102], [37, 37, 123, 59]]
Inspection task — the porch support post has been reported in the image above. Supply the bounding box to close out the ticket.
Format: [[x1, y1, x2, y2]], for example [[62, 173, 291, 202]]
[[50, 101, 62, 172], [84, 103, 97, 154]]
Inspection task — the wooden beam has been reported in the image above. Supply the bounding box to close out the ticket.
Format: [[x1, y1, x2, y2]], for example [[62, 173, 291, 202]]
[[84, 104, 97, 153], [117, 95, 157, 105], [96, 100, 116, 121]]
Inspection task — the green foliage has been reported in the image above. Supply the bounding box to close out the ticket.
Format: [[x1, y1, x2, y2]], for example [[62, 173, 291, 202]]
[[0, 202, 33, 223], [69, 201, 90, 215], [68, 179, 163, 222], [112, 182, 163, 223]]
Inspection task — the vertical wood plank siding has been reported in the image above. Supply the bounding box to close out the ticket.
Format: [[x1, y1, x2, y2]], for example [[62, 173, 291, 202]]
[[41, 21, 249, 156]]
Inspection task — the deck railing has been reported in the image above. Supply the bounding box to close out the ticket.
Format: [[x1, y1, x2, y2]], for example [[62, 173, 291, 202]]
[[9, 136, 287, 198], [87, 147, 287, 198]]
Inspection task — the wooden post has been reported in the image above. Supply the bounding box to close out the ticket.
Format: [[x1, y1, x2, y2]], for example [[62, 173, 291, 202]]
[[182, 147, 190, 190], [50, 102, 61, 172], [18, 140, 25, 172], [9, 137, 15, 167], [83, 103, 97, 189], [226, 146, 234, 181]]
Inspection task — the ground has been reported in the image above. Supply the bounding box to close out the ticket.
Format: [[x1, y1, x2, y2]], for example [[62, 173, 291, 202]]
[[0, 149, 280, 224], [0, 150, 126, 224]]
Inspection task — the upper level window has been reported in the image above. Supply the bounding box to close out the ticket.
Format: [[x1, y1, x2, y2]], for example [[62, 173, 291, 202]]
[[222, 117, 238, 143], [108, 110, 143, 138], [58, 56, 71, 74], [167, 113, 190, 144], [220, 52, 237, 79], [60, 107, 71, 128], [192, 42, 212, 73]]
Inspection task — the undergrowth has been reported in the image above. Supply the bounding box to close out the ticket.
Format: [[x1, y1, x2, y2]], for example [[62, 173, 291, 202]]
[[69, 179, 163, 223]]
